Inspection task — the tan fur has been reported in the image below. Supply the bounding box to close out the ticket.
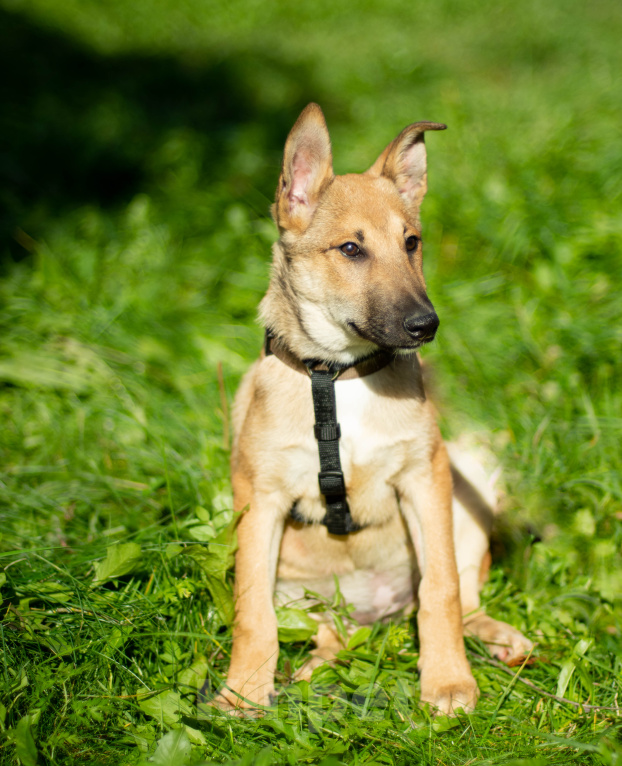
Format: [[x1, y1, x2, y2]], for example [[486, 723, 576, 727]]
[[218, 104, 531, 715]]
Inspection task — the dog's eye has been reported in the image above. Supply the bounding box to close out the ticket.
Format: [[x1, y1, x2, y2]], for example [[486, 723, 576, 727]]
[[405, 235, 419, 252], [340, 242, 360, 258]]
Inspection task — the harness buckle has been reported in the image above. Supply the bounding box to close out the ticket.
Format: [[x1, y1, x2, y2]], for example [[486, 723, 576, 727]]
[[314, 423, 341, 441], [318, 470, 346, 496], [304, 363, 343, 380]]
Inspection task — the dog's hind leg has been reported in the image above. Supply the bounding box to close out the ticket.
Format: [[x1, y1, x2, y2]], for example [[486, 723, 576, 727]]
[[448, 444, 533, 663]]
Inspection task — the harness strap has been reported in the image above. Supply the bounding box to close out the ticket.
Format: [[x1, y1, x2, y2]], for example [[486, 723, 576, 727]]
[[309, 370, 363, 535], [264, 330, 381, 535]]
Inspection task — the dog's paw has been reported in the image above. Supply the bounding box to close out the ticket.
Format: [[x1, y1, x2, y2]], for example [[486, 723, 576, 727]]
[[293, 655, 325, 683], [213, 678, 276, 713], [293, 639, 342, 682], [293, 649, 341, 682], [420, 672, 479, 716], [210, 694, 275, 718], [209, 695, 257, 718], [465, 614, 533, 664]]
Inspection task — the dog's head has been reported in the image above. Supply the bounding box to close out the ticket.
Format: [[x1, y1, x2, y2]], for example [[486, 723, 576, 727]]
[[261, 103, 446, 365]]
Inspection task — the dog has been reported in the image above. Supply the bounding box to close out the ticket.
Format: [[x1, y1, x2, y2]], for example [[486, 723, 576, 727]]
[[218, 103, 532, 716]]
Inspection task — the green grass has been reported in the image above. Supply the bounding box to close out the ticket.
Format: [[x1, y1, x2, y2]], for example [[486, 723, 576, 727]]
[[1, 0, 621, 763]]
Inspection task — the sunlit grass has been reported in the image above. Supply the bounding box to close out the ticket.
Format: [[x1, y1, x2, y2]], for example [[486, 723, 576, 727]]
[[1, 0, 621, 762]]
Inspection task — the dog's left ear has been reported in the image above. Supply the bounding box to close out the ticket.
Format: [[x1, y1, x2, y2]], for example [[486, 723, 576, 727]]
[[273, 103, 334, 234], [366, 122, 446, 214]]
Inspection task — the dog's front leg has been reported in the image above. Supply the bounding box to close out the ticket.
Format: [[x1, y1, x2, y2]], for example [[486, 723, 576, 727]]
[[397, 440, 479, 715], [219, 480, 286, 710]]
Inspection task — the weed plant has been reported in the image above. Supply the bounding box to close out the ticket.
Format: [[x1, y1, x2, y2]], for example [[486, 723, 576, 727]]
[[0, 0, 621, 763]]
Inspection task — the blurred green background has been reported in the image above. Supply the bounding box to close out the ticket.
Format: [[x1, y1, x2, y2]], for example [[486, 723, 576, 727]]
[[1, 0, 621, 763]]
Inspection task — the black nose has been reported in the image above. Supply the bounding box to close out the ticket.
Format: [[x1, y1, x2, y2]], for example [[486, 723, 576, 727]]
[[403, 311, 440, 341]]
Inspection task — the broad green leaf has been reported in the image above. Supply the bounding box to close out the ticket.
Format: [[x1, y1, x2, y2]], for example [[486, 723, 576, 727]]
[[165, 544, 183, 560], [14, 717, 38, 766], [138, 692, 206, 747], [138, 690, 192, 727], [184, 518, 238, 625], [347, 626, 372, 650], [556, 659, 576, 699], [195, 506, 211, 523], [188, 523, 216, 542], [177, 656, 209, 692], [276, 607, 318, 643], [151, 729, 192, 766], [432, 715, 461, 733], [184, 545, 215, 574], [93, 542, 142, 584], [557, 638, 593, 698], [39, 635, 75, 656], [126, 722, 157, 753], [0, 573, 5, 589], [184, 518, 237, 579], [246, 748, 279, 766], [204, 574, 234, 625], [574, 638, 593, 656], [207, 521, 238, 576], [574, 508, 595, 536], [106, 625, 134, 651], [25, 709, 42, 727], [183, 726, 206, 746]]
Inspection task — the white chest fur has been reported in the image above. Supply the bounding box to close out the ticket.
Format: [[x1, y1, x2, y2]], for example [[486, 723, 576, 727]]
[[334, 376, 374, 463], [277, 366, 432, 533], [335, 373, 430, 477]]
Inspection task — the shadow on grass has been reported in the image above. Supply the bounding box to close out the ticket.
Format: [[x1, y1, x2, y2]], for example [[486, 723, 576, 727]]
[[0, 7, 342, 265]]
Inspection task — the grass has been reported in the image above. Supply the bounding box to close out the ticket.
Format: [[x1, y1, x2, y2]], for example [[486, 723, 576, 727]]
[[1, 0, 621, 763]]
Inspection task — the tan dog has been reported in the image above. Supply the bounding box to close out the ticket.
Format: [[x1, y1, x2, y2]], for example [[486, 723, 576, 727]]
[[220, 103, 532, 716]]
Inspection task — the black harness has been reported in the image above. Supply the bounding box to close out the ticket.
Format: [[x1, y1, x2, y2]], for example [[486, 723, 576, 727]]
[[264, 331, 392, 536]]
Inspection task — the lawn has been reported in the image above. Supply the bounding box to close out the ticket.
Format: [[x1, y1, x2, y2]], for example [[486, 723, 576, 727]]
[[1, 0, 621, 763]]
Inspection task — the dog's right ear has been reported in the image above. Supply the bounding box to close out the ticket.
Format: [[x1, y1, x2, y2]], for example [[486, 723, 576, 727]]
[[273, 103, 334, 234]]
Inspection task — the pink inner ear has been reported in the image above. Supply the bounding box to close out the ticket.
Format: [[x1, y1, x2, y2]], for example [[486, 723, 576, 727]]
[[289, 149, 314, 209], [398, 140, 426, 199], [398, 180, 415, 197]]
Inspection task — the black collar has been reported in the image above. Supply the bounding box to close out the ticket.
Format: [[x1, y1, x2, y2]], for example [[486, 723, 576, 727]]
[[264, 330, 393, 380]]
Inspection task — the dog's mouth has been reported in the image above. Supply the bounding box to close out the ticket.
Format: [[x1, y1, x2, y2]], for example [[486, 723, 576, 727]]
[[347, 320, 435, 351], [347, 321, 368, 340]]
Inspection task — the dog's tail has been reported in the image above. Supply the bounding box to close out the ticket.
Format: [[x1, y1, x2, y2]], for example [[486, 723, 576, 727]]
[[447, 438, 498, 542]]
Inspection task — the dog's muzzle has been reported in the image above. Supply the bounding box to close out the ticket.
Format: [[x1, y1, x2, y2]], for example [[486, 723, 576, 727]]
[[403, 311, 440, 343]]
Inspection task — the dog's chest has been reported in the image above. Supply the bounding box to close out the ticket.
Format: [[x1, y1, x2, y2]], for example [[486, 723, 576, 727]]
[[273, 372, 431, 620], [333, 377, 429, 483], [335, 377, 401, 466], [280, 374, 430, 528]]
